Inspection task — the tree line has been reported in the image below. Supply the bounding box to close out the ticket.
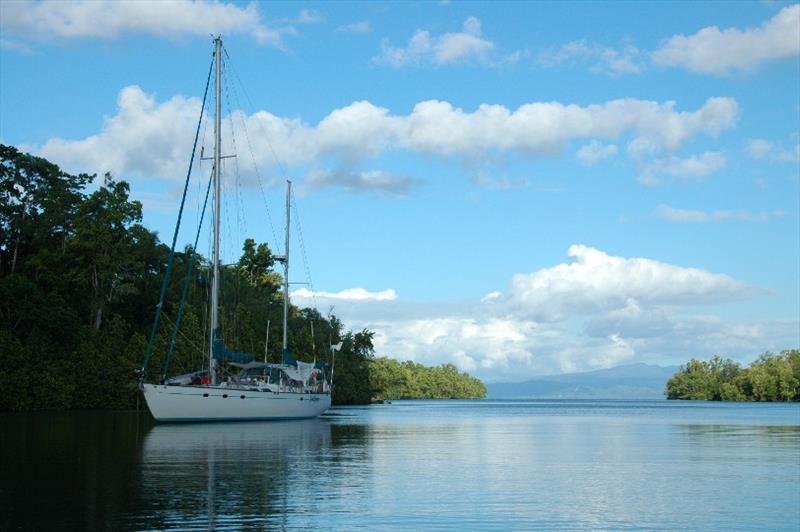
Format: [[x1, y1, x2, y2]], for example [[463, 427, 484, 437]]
[[665, 350, 800, 401], [0, 145, 485, 411], [369, 357, 486, 401]]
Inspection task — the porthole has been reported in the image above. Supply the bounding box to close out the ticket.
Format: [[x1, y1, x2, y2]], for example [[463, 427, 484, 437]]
[[222, 394, 228, 398], [203, 393, 209, 397]]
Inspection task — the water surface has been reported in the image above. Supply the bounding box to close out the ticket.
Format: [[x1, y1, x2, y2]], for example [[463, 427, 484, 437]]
[[2, 400, 798, 530]]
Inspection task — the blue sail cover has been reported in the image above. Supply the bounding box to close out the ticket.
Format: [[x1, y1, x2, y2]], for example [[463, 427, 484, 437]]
[[283, 348, 296, 366], [212, 330, 256, 364]]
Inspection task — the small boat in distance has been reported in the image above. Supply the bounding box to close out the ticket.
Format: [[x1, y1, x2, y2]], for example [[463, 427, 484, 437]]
[[139, 37, 332, 422]]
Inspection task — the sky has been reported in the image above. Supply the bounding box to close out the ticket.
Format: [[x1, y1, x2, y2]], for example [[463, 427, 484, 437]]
[[1, 0, 798, 382]]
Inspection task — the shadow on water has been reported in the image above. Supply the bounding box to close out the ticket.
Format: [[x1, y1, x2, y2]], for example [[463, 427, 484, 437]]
[[0, 410, 372, 531], [0, 410, 152, 531]]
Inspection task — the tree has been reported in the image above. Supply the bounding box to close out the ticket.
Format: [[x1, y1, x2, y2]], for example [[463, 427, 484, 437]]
[[0, 145, 488, 411], [239, 238, 274, 285], [332, 329, 375, 405], [666, 351, 800, 402]]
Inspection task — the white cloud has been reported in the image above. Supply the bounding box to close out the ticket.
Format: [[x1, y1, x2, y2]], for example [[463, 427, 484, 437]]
[[336, 20, 371, 34], [292, 287, 398, 302], [30, 85, 738, 191], [374, 16, 495, 67], [303, 168, 419, 195], [538, 40, 643, 76], [779, 144, 800, 163], [399, 97, 736, 156], [294, 9, 324, 24], [537, 40, 592, 66], [0, 0, 285, 45], [639, 151, 726, 185], [576, 140, 618, 165], [37, 86, 201, 181], [747, 138, 774, 159], [659, 151, 726, 177], [655, 204, 787, 223], [0, 37, 34, 53], [481, 291, 502, 302], [652, 5, 800, 74], [501, 245, 757, 321], [592, 45, 642, 75], [745, 138, 800, 163], [300, 246, 792, 381]]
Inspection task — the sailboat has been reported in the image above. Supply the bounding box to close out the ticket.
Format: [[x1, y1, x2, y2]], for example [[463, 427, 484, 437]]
[[139, 37, 332, 422]]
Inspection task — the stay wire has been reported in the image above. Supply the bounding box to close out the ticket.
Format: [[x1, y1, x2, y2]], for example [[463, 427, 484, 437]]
[[141, 53, 214, 383], [222, 46, 282, 251], [291, 190, 318, 315], [162, 169, 214, 381], [222, 54, 247, 245]]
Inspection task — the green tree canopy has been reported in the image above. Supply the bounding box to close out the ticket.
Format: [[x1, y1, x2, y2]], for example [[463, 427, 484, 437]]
[[666, 350, 800, 402]]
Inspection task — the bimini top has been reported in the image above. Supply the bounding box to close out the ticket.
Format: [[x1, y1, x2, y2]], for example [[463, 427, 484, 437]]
[[229, 360, 321, 383]]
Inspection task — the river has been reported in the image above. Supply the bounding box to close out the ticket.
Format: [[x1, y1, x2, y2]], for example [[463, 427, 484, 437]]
[[1, 400, 798, 530]]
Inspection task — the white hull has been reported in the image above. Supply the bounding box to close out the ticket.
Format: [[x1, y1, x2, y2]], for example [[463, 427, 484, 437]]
[[141, 383, 331, 422]]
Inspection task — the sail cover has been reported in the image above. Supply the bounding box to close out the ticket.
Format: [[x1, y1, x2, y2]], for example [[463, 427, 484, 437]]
[[212, 334, 256, 363]]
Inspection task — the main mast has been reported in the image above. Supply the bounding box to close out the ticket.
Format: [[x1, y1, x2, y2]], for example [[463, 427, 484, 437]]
[[282, 180, 291, 362], [209, 36, 222, 385]]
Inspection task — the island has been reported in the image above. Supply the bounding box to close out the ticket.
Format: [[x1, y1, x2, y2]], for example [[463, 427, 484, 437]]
[[665, 350, 800, 401]]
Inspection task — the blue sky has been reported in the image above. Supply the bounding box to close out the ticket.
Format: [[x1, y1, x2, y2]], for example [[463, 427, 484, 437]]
[[1, 1, 798, 381]]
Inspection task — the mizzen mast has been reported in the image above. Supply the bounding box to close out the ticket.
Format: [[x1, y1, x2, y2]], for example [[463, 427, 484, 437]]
[[275, 181, 292, 363]]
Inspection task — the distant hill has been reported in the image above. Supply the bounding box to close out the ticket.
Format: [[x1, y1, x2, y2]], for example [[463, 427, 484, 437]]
[[486, 363, 680, 399]]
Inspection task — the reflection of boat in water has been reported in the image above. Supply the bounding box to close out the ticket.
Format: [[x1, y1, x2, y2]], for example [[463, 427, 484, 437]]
[[137, 419, 333, 530], [142, 418, 331, 456]]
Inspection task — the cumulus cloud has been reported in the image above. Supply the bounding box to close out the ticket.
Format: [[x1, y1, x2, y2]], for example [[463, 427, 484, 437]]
[[37, 86, 202, 181], [292, 287, 398, 302], [366, 308, 795, 381], [501, 245, 757, 321], [652, 5, 800, 74], [300, 246, 792, 381], [31, 85, 738, 191], [0, 0, 286, 45], [398, 97, 736, 156], [374, 16, 495, 67], [576, 140, 618, 165], [655, 204, 787, 223]]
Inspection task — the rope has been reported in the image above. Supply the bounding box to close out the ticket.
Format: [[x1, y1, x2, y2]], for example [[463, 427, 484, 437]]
[[141, 53, 214, 383]]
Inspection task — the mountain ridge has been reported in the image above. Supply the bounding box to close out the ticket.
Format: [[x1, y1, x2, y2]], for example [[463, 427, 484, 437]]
[[486, 362, 681, 399]]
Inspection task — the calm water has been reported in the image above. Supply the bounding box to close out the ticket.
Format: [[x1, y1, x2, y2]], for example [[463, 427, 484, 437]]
[[1, 400, 798, 531]]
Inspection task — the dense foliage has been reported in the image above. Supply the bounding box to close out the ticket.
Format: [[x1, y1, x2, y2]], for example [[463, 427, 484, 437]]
[[665, 350, 800, 401], [0, 145, 484, 411], [369, 357, 486, 401]]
